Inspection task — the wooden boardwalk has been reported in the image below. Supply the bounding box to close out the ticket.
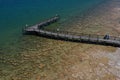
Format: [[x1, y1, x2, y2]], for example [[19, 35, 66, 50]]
[[24, 15, 59, 32], [23, 16, 120, 47]]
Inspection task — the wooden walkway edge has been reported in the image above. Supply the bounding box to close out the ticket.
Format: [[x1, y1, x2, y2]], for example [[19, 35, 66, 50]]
[[23, 16, 120, 47]]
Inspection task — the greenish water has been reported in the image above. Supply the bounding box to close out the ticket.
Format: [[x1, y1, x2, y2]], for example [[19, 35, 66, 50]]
[[0, 0, 105, 53]]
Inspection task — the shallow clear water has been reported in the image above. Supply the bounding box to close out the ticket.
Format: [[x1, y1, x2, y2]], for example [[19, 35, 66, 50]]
[[0, 0, 105, 50]]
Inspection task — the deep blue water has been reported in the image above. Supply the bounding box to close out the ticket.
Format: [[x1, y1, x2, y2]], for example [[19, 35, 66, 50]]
[[0, 0, 105, 48]]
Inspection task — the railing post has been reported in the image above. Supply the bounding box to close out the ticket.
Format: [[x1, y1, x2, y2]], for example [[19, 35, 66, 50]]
[[80, 33, 82, 41], [44, 30, 46, 36], [89, 34, 91, 41], [49, 31, 51, 37], [66, 31, 68, 41], [57, 31, 58, 39], [40, 29, 41, 35], [38, 29, 40, 35], [97, 35, 99, 42], [114, 37, 116, 40], [80, 35, 81, 41], [22, 27, 25, 34], [71, 35, 73, 41]]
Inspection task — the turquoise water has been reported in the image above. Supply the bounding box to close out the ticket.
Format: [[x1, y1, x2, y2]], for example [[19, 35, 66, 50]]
[[0, 0, 105, 50]]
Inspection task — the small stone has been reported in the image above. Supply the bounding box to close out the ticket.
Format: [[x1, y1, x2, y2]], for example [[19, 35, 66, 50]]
[[39, 63, 45, 69], [36, 75, 41, 80]]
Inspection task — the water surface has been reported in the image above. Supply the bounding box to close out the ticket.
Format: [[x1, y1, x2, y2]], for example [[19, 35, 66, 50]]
[[0, 0, 105, 52]]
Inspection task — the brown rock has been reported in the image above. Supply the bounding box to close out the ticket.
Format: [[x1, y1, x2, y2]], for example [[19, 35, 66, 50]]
[[39, 63, 45, 69]]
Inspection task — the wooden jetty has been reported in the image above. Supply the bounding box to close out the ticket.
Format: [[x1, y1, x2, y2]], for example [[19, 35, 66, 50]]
[[23, 16, 120, 47], [24, 15, 60, 33]]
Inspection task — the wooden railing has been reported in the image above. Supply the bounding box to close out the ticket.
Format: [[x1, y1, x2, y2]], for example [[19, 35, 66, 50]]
[[30, 28, 120, 47]]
